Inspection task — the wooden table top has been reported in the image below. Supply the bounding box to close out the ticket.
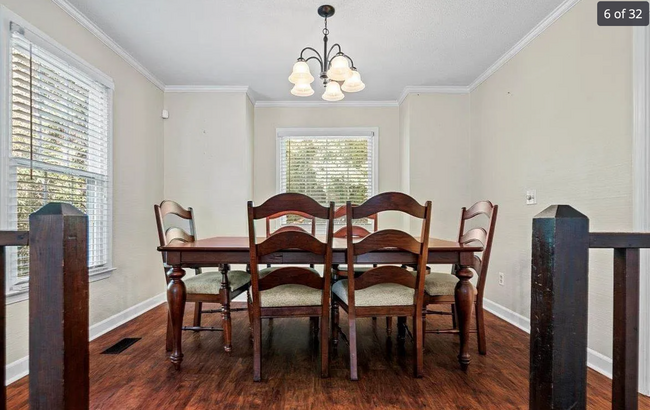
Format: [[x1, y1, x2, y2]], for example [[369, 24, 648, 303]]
[[159, 236, 483, 253]]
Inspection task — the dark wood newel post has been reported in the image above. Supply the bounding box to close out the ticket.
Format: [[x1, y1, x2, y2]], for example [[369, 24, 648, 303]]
[[530, 205, 589, 410], [29, 203, 89, 410]]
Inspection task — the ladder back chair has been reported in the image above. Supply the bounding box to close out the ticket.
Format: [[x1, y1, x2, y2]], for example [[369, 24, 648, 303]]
[[154, 200, 251, 353], [331, 192, 432, 380], [247, 193, 335, 381], [421, 201, 498, 355]]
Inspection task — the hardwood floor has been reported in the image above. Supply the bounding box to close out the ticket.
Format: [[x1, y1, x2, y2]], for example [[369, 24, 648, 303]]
[[6, 303, 650, 409]]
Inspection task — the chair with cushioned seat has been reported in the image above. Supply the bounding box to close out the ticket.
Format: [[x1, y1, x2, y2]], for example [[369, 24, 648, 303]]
[[247, 193, 335, 381], [154, 200, 251, 353], [331, 192, 432, 380], [421, 201, 498, 355]]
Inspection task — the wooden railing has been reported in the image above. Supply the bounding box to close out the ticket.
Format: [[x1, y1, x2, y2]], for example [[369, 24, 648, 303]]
[[1, 203, 89, 410], [530, 205, 647, 410]]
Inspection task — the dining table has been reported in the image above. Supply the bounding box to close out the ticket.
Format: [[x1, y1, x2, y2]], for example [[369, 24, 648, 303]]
[[158, 236, 483, 371]]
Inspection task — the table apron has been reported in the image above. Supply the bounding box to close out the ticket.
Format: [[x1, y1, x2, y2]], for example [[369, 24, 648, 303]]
[[166, 250, 468, 267]]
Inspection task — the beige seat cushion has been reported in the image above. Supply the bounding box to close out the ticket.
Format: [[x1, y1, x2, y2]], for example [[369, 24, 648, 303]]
[[332, 279, 415, 307], [258, 284, 323, 308], [423, 272, 478, 297], [183, 270, 250, 295]]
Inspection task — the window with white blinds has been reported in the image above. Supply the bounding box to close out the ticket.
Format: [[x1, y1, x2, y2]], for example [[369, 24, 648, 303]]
[[277, 129, 377, 226], [3, 22, 113, 291]]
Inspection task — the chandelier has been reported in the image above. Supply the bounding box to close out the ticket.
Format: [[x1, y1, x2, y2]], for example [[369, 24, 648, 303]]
[[288, 5, 365, 101]]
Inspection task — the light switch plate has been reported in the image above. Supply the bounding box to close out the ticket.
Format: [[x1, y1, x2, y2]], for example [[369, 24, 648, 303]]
[[526, 189, 537, 205]]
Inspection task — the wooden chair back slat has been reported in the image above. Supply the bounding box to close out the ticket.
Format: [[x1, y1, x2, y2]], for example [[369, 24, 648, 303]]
[[351, 192, 427, 219], [254, 194, 329, 220], [256, 231, 328, 257], [266, 210, 317, 237], [159, 200, 193, 220], [334, 225, 373, 239], [165, 227, 194, 244], [460, 227, 487, 247], [463, 201, 496, 219], [258, 266, 324, 291], [354, 265, 418, 290], [353, 229, 422, 256]]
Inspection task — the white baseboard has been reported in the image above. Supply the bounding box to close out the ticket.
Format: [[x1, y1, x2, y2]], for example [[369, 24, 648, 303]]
[[5, 356, 28, 386], [483, 298, 613, 379], [5, 292, 166, 386], [89, 292, 166, 340]]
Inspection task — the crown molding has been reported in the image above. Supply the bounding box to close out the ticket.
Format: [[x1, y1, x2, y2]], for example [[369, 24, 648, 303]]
[[254, 100, 399, 108], [51, 0, 165, 90], [397, 86, 470, 105], [468, 0, 580, 91], [164, 85, 250, 93]]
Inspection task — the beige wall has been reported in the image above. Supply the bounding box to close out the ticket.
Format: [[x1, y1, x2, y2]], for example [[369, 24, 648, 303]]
[[163, 92, 253, 237], [2, 0, 165, 364], [401, 94, 471, 238], [470, 0, 633, 356], [253, 106, 403, 229]]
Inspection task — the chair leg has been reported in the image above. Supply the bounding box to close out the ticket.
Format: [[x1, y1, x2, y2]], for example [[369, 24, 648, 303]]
[[320, 309, 329, 378], [192, 302, 203, 328], [422, 307, 427, 341], [332, 299, 339, 347], [451, 304, 458, 329], [252, 314, 262, 382], [386, 317, 392, 336], [310, 316, 319, 337], [166, 310, 173, 352], [397, 316, 407, 342], [348, 314, 359, 381], [476, 301, 487, 355], [246, 288, 253, 338], [413, 313, 423, 378], [222, 300, 232, 353]]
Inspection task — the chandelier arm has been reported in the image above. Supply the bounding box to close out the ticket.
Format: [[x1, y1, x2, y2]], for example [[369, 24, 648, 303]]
[[326, 43, 342, 61], [300, 47, 323, 62]]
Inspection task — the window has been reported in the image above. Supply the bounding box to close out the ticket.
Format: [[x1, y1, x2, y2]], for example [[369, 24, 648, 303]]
[[1, 18, 114, 293], [277, 128, 378, 227]]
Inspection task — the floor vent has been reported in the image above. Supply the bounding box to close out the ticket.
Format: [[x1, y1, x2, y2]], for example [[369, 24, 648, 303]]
[[101, 338, 141, 354]]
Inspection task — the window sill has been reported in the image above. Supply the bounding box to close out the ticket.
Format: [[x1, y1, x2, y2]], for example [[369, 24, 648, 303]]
[[5, 267, 116, 305]]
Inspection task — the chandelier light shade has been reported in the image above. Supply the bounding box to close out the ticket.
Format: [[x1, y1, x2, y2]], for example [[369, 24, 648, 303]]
[[341, 69, 365, 93], [288, 61, 314, 85], [291, 83, 315, 97], [326, 55, 353, 81], [288, 5, 364, 101], [322, 81, 344, 101]]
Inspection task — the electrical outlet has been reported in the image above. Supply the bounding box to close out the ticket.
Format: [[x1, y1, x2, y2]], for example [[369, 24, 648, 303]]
[[498, 272, 505, 286], [526, 189, 537, 205]]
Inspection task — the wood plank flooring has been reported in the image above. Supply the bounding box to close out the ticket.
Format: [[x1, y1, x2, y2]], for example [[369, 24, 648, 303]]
[[6, 303, 650, 409]]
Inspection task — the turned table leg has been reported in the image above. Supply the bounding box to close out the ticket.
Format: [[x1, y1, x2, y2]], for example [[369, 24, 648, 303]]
[[454, 267, 475, 370], [167, 265, 186, 369]]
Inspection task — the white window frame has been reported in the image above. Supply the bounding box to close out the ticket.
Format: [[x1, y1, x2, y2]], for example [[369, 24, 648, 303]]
[[275, 127, 379, 232], [0, 6, 115, 304]]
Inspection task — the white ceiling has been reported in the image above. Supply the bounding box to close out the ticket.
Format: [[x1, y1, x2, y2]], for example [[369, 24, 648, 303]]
[[64, 0, 566, 102]]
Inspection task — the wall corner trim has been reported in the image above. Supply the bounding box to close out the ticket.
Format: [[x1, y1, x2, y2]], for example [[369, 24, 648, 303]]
[[5, 292, 166, 386], [468, 0, 580, 91], [50, 0, 165, 90]]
